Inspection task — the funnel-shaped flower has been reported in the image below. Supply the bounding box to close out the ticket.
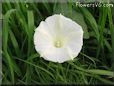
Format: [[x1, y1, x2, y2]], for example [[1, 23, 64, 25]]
[[34, 14, 83, 63]]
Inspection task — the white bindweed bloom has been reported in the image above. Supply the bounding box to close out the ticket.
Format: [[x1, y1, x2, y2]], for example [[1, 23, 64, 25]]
[[34, 14, 83, 63]]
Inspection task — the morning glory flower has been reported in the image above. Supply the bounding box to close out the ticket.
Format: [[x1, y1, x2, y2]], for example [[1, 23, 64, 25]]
[[34, 14, 83, 63]]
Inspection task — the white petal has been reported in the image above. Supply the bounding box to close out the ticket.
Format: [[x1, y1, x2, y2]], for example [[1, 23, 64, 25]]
[[35, 21, 54, 38], [34, 22, 53, 55], [34, 14, 83, 63], [45, 14, 63, 36], [34, 34, 52, 51], [59, 14, 83, 59], [42, 47, 72, 63]]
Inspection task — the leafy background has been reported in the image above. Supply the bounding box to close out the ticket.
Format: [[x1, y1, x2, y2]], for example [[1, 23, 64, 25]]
[[2, 1, 114, 85]]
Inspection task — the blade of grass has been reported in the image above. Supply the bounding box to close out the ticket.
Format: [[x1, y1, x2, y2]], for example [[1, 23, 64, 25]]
[[3, 9, 16, 83], [69, 62, 114, 77], [15, 57, 55, 80], [9, 29, 21, 57], [42, 0, 51, 14], [97, 7, 108, 58], [108, 6, 114, 80], [25, 11, 34, 83], [79, 7, 100, 41], [27, 10, 34, 56], [31, 3, 43, 20], [80, 52, 96, 66], [87, 69, 114, 77], [14, 3, 29, 36]]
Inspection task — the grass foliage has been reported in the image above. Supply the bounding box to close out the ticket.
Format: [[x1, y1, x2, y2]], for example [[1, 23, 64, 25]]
[[2, 1, 114, 85]]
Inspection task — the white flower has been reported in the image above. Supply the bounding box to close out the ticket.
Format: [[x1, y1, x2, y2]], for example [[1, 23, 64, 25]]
[[34, 14, 83, 63]]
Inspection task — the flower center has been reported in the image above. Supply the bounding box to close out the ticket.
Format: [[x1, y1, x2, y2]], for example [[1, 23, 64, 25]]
[[54, 40, 62, 48]]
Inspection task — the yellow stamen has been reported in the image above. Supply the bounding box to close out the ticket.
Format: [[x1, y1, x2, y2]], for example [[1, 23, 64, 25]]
[[55, 41, 62, 48]]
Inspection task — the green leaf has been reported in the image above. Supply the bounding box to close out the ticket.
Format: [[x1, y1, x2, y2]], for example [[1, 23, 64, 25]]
[[53, 3, 89, 39], [9, 29, 21, 56], [27, 11, 34, 40], [27, 10, 34, 56], [87, 69, 114, 77], [3, 9, 16, 83], [3, 9, 16, 51], [15, 57, 55, 80], [79, 7, 99, 41]]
